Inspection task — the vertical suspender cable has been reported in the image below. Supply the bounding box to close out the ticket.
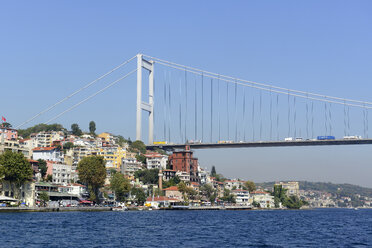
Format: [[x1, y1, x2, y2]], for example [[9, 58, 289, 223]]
[[324, 100, 328, 136], [259, 90, 262, 140], [347, 105, 350, 136], [218, 75, 221, 142], [363, 103, 366, 138], [252, 95, 255, 141], [329, 102, 332, 136], [179, 78, 182, 143], [366, 106, 369, 138], [235, 80, 238, 142], [276, 94, 279, 140], [184, 68, 187, 143], [164, 71, 167, 141], [201, 73, 204, 142], [195, 78, 197, 141], [306, 94, 309, 139], [168, 72, 171, 142], [344, 101, 347, 137], [270, 88, 272, 140], [227, 82, 230, 140], [210, 78, 213, 143], [311, 101, 314, 138], [243, 87, 246, 141], [287, 91, 290, 138], [294, 96, 297, 138]]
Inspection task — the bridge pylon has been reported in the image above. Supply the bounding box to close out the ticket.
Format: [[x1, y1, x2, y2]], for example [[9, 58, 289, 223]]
[[136, 54, 154, 144]]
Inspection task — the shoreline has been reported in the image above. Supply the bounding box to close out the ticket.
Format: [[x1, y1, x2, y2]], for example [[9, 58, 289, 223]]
[[1, 206, 371, 213]]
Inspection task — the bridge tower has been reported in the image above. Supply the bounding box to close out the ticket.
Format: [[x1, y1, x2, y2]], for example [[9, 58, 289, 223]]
[[136, 54, 155, 144]]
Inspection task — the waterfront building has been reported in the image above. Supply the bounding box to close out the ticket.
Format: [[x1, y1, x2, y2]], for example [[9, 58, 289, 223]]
[[51, 163, 73, 184], [94, 146, 127, 169], [121, 157, 143, 178], [251, 190, 275, 208], [232, 189, 250, 206], [0, 127, 18, 140], [145, 152, 168, 170], [224, 179, 244, 190], [169, 145, 199, 182], [0, 139, 31, 158], [145, 196, 180, 208], [164, 186, 183, 201], [98, 132, 118, 145], [0, 181, 35, 207], [276, 181, 300, 197], [32, 147, 63, 162], [162, 169, 176, 181], [176, 171, 190, 182], [30, 131, 64, 148]]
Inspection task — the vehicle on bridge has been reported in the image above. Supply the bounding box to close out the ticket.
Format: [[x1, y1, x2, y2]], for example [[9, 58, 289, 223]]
[[153, 141, 168, 145], [317, 136, 336, 140], [343, 136, 362, 140]]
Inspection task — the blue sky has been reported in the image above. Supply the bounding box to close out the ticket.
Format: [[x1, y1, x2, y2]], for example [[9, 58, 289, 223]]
[[1, 1, 372, 186]]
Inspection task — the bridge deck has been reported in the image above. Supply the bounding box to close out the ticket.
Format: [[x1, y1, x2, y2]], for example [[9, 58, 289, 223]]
[[147, 139, 372, 150]]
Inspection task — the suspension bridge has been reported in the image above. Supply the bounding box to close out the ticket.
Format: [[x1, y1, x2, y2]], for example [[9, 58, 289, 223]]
[[16, 54, 372, 150]]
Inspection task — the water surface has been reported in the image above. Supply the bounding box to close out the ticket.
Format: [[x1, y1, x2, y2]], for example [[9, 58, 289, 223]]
[[0, 208, 371, 247]]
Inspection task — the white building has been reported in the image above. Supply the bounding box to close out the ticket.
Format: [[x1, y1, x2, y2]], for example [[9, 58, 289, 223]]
[[198, 167, 208, 185], [121, 157, 143, 177], [0, 181, 36, 207], [251, 191, 275, 208], [224, 179, 244, 190], [33, 147, 63, 162], [232, 189, 250, 205], [145, 152, 168, 170], [277, 181, 300, 197], [176, 171, 190, 182], [52, 163, 73, 184], [30, 131, 64, 148]]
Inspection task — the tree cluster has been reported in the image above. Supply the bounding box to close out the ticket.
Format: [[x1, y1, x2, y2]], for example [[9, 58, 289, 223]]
[[77, 156, 107, 203], [134, 169, 159, 185], [0, 151, 33, 199], [18, 123, 66, 138], [110, 173, 131, 202]]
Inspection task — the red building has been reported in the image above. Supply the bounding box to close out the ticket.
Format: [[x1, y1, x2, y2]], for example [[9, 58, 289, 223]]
[[0, 127, 18, 140], [169, 145, 199, 182]]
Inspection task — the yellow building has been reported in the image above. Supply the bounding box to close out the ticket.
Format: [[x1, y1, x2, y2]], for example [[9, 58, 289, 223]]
[[97, 132, 117, 144], [94, 146, 127, 169]]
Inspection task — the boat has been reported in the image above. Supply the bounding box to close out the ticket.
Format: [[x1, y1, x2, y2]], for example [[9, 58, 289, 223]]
[[112, 206, 128, 211]]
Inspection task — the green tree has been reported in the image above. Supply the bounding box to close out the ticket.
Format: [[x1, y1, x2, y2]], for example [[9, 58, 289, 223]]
[[1, 122, 12, 128], [131, 187, 146, 205], [63, 142, 74, 151], [38, 192, 49, 207], [243, 181, 256, 192], [134, 169, 159, 185], [89, 121, 96, 135], [130, 140, 146, 154], [110, 173, 131, 202], [221, 189, 236, 203], [0, 151, 33, 199], [136, 154, 147, 165], [273, 184, 287, 208], [252, 201, 260, 208], [211, 166, 217, 177], [284, 195, 304, 209], [46, 174, 53, 182], [71, 123, 83, 136], [77, 156, 107, 203], [18, 123, 65, 139], [37, 159, 47, 179], [200, 184, 216, 203]]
